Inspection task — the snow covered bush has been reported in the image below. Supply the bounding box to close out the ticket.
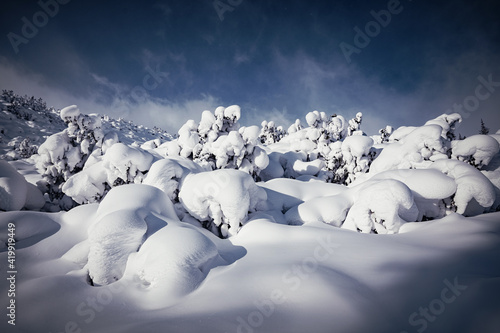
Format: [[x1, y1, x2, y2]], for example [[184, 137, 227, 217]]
[[429, 159, 496, 216], [451, 134, 499, 168], [367, 169, 457, 220], [4, 137, 38, 160], [370, 124, 447, 173], [62, 142, 154, 204], [347, 112, 363, 136], [260, 111, 373, 184], [287, 119, 302, 134], [179, 169, 267, 237], [376, 125, 393, 144], [35, 105, 104, 207], [260, 120, 285, 145], [339, 135, 374, 184], [425, 113, 462, 141], [168, 105, 269, 179], [143, 156, 207, 222], [342, 179, 419, 234]]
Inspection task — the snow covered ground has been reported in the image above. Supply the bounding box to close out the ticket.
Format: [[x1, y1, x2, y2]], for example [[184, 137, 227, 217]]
[[1, 207, 499, 333], [1, 93, 500, 332]]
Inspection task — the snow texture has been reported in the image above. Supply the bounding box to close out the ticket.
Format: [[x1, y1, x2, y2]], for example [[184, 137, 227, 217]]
[[0, 160, 44, 211], [87, 184, 178, 285]]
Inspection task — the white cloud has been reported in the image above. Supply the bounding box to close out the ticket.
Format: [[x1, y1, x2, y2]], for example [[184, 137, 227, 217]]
[[0, 58, 220, 134]]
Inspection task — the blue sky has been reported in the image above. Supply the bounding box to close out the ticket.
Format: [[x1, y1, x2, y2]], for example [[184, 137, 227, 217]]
[[1, 0, 499, 135]]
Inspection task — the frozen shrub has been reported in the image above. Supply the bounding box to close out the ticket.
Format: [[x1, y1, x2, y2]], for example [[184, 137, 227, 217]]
[[370, 125, 446, 174], [342, 179, 419, 234], [35, 105, 104, 206], [287, 119, 302, 134], [260, 120, 286, 144], [377, 125, 393, 144], [347, 112, 363, 136], [451, 134, 499, 169], [62, 142, 154, 204], [425, 113, 462, 141], [369, 169, 457, 220], [170, 106, 269, 179], [429, 159, 496, 216], [340, 135, 374, 184], [179, 169, 267, 237]]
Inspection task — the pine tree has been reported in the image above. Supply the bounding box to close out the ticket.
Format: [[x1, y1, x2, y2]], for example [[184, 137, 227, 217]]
[[479, 119, 489, 135]]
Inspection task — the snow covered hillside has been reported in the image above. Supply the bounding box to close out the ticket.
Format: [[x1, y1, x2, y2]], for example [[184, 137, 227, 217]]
[[0, 90, 172, 160], [1, 92, 500, 333]]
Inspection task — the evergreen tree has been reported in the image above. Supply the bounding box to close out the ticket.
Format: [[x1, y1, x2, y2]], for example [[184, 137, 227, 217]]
[[480, 119, 489, 135]]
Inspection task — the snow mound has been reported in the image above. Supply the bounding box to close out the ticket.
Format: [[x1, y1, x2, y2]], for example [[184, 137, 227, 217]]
[[368, 169, 457, 220], [451, 134, 500, 168], [179, 169, 267, 237], [258, 177, 346, 212], [143, 158, 186, 200], [0, 160, 44, 211], [102, 143, 154, 183], [285, 193, 352, 226], [87, 184, 177, 285], [424, 113, 462, 139], [370, 125, 445, 173], [124, 222, 222, 308], [343, 179, 419, 234], [429, 159, 496, 215], [292, 159, 324, 176]]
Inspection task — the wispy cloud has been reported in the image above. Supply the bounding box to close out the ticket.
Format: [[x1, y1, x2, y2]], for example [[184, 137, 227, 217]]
[[0, 57, 220, 134]]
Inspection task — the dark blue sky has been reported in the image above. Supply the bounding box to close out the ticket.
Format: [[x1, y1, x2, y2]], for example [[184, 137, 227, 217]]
[[1, 0, 499, 135]]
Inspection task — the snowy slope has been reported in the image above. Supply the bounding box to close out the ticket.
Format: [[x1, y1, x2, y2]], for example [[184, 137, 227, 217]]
[[0, 91, 172, 160]]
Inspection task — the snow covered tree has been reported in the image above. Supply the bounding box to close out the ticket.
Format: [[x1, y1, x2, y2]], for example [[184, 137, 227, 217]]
[[16, 138, 38, 158], [35, 105, 104, 208], [169, 105, 269, 180], [347, 112, 363, 136], [259, 120, 286, 145], [287, 119, 302, 134], [378, 125, 393, 143]]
